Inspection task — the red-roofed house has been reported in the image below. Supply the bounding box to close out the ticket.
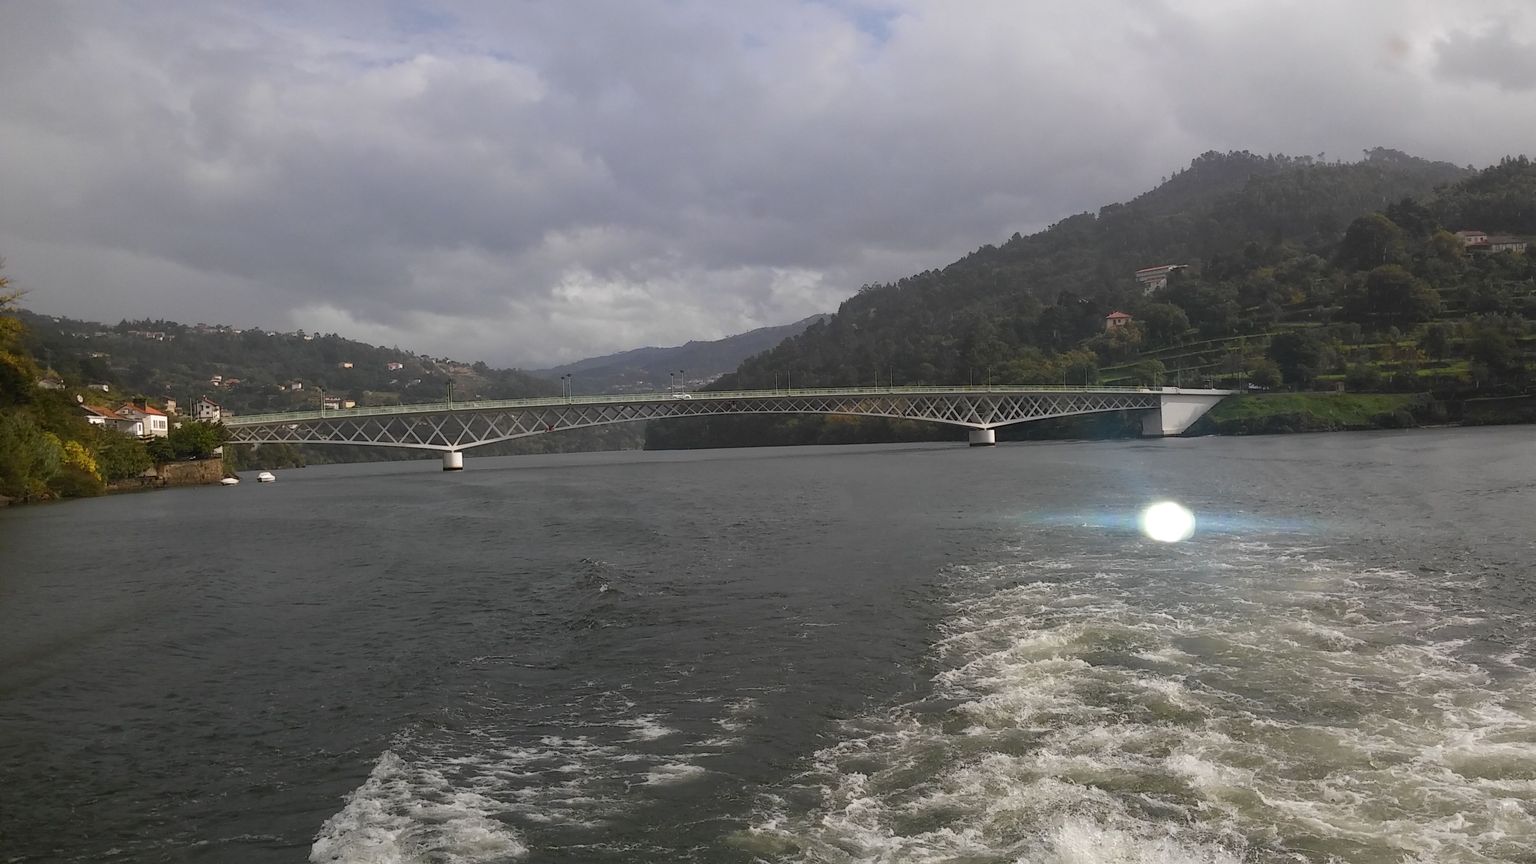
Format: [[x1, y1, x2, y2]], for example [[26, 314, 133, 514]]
[[1104, 311, 1134, 332], [117, 402, 169, 437], [81, 404, 141, 436]]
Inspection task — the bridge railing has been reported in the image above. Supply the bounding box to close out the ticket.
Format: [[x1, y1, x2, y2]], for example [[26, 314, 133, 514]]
[[222, 384, 1189, 427]]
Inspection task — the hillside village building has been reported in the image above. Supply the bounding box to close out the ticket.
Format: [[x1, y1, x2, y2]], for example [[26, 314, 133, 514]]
[[1455, 229, 1528, 254], [193, 396, 222, 422], [1104, 311, 1134, 332], [1135, 264, 1187, 294], [117, 402, 169, 437], [80, 404, 140, 436]]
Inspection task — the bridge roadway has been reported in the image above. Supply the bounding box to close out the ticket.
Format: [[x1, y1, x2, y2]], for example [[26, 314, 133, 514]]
[[222, 385, 1234, 470]]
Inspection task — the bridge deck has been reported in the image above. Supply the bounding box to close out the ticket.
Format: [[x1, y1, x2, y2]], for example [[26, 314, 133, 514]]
[[223, 386, 1217, 428], [221, 386, 1234, 456]]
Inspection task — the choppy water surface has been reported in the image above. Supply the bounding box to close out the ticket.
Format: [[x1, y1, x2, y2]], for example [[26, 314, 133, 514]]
[[2, 428, 1534, 863]]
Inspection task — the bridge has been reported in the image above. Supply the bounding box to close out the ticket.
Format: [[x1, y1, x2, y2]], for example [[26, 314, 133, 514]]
[[223, 386, 1233, 470]]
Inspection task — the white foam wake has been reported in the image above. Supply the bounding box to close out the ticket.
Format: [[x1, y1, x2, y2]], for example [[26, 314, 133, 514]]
[[749, 540, 1536, 863], [310, 751, 528, 863]]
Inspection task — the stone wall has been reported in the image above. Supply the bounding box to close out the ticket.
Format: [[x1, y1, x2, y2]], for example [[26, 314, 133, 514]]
[[108, 456, 226, 491]]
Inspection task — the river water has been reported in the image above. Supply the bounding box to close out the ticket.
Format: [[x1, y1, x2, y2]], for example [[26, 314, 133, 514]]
[[2, 428, 1534, 863]]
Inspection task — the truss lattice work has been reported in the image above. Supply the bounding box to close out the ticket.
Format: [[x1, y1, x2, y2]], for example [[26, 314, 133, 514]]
[[223, 387, 1205, 452]]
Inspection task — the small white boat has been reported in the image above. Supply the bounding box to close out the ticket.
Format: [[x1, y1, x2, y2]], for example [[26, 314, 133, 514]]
[[220, 477, 240, 486], [257, 471, 276, 483]]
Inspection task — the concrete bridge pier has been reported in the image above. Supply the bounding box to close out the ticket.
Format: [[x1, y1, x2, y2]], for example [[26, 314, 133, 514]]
[[968, 428, 997, 447], [1141, 391, 1229, 437], [443, 451, 464, 471]]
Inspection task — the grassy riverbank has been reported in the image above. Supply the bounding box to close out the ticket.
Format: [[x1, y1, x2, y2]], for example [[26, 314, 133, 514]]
[[1190, 392, 1427, 435]]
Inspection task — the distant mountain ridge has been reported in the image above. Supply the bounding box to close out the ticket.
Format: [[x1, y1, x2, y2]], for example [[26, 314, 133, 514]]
[[533, 314, 829, 393]]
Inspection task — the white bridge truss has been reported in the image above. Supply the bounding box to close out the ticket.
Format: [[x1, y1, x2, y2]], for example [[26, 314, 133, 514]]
[[223, 387, 1230, 455]]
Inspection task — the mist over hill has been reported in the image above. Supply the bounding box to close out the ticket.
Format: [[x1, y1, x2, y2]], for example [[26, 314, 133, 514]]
[[532, 314, 829, 394]]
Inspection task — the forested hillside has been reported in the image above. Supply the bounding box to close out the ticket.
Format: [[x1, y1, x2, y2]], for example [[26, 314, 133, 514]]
[[649, 150, 1536, 448], [19, 314, 555, 415], [533, 314, 829, 394]]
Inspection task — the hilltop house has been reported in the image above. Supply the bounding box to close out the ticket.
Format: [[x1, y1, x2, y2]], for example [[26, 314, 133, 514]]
[[1104, 311, 1134, 332], [117, 402, 169, 437], [1135, 264, 1187, 294], [1454, 229, 1489, 246]]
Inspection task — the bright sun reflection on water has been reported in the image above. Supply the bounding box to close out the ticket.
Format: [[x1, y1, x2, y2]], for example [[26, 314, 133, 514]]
[[1140, 501, 1196, 543]]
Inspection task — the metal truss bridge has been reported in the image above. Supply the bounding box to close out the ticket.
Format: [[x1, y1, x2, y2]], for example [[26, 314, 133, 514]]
[[223, 386, 1232, 469]]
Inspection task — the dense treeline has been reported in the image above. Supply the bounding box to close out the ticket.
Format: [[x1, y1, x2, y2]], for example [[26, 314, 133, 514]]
[[648, 151, 1536, 449], [0, 267, 227, 501]]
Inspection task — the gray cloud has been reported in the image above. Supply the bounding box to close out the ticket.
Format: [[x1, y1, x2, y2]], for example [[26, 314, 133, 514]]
[[1, 1, 1534, 366], [1436, 22, 1536, 91]]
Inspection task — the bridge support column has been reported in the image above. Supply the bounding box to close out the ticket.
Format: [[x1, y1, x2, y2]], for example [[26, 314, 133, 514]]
[[968, 428, 996, 447], [443, 451, 464, 471]]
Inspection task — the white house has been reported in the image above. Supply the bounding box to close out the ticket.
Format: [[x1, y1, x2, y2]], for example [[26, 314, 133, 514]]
[[193, 396, 222, 422], [117, 402, 170, 437], [1135, 264, 1188, 294]]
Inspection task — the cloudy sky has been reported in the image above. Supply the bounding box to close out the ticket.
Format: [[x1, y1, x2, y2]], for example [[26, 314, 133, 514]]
[[2, 1, 1534, 366]]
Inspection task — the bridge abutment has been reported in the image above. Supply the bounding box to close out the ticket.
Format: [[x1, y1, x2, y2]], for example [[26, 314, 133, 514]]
[[443, 451, 464, 471], [968, 428, 996, 447], [1141, 392, 1227, 437]]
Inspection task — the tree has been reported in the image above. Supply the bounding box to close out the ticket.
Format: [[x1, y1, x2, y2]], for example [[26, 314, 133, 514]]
[[168, 420, 227, 460], [1344, 364, 1382, 391], [1336, 213, 1408, 271], [146, 436, 175, 463], [93, 429, 153, 480], [0, 410, 63, 499], [1418, 323, 1452, 360], [0, 261, 39, 406], [1127, 358, 1166, 387], [1248, 360, 1283, 389], [1428, 229, 1464, 262], [1345, 265, 1441, 325], [1465, 319, 1522, 381], [1136, 303, 1191, 344], [1267, 330, 1325, 387], [1384, 197, 1436, 241]]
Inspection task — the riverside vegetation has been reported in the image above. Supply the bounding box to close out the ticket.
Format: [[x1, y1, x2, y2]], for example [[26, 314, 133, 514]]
[[0, 268, 226, 504]]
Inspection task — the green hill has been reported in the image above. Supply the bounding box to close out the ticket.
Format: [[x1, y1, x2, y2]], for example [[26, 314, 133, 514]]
[[647, 151, 1535, 448], [17, 313, 556, 415]]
